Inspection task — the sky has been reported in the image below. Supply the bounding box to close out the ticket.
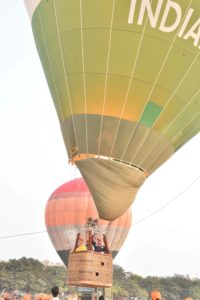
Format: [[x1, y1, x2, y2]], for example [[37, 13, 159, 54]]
[[0, 1, 200, 278]]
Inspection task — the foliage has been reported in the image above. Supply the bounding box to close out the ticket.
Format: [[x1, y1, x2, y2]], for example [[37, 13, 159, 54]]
[[0, 258, 200, 299], [0, 258, 67, 294]]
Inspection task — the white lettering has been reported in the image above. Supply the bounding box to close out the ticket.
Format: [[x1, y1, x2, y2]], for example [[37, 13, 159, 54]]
[[183, 18, 200, 47], [127, 0, 200, 49], [178, 8, 194, 37], [128, 0, 137, 24], [159, 0, 182, 33], [138, 0, 163, 28]]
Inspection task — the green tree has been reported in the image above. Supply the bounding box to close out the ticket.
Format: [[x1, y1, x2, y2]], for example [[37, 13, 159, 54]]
[[188, 282, 200, 300], [1, 257, 200, 300]]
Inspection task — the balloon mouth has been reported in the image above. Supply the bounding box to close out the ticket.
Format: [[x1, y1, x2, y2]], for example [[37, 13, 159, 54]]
[[69, 153, 148, 177], [76, 157, 147, 220]]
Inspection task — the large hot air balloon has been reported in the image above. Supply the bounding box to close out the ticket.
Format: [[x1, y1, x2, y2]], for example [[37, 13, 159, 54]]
[[24, 0, 200, 220], [45, 177, 132, 267]]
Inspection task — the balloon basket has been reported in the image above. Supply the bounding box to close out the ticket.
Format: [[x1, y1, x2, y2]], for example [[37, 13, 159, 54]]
[[67, 251, 113, 288]]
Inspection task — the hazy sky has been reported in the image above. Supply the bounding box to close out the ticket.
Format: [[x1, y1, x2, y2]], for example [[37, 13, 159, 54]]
[[0, 1, 200, 278]]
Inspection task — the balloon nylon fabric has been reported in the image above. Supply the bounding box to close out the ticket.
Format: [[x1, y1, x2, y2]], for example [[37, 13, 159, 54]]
[[76, 158, 145, 220]]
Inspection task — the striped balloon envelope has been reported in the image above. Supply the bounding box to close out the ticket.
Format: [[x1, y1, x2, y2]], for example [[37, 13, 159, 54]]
[[25, 0, 200, 220], [45, 177, 132, 267]]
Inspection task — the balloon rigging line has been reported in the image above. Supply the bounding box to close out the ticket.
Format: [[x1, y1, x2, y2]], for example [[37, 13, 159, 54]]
[[131, 0, 196, 161], [109, 0, 150, 158], [155, 53, 200, 128], [122, 2, 197, 164], [150, 119, 199, 168], [80, 0, 88, 155], [125, 0, 190, 165], [117, 3, 151, 162], [53, 0, 79, 157], [38, 7, 71, 155], [180, 124, 200, 146], [98, 0, 116, 157], [143, 0, 193, 110], [38, 9, 69, 155], [152, 49, 200, 130], [64, 192, 73, 249], [132, 174, 200, 226], [146, 118, 199, 169], [130, 50, 200, 165], [0, 174, 199, 240], [139, 86, 200, 166], [54, 187, 64, 250]]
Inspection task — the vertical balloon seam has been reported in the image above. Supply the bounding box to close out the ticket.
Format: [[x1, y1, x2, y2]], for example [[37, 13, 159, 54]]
[[37, 4, 72, 158], [52, 0, 80, 158], [114, 211, 131, 251], [80, 0, 88, 156], [63, 193, 73, 251], [116, 4, 152, 163], [138, 0, 193, 124], [53, 194, 64, 253], [46, 199, 57, 254], [139, 87, 200, 167], [128, 4, 194, 162], [98, 0, 116, 157], [109, 0, 149, 160], [116, 1, 199, 165], [146, 111, 200, 170]]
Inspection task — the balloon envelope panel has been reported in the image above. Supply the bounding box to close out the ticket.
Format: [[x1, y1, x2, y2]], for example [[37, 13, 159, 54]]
[[45, 178, 132, 267]]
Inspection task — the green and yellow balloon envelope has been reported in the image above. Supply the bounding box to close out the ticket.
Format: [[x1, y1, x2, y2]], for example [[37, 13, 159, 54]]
[[24, 0, 200, 220]]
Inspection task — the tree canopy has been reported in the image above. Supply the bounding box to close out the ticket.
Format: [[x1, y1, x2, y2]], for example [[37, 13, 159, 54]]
[[0, 258, 200, 299]]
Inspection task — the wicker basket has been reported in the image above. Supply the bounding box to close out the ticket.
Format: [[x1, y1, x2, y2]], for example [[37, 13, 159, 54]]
[[67, 251, 113, 288]]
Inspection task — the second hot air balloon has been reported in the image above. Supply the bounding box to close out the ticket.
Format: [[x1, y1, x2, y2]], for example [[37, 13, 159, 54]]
[[45, 177, 132, 267]]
